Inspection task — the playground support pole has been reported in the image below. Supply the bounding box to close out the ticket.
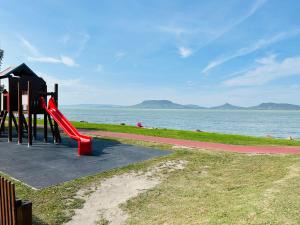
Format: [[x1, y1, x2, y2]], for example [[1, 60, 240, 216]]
[[54, 84, 58, 106], [0, 80, 2, 111], [44, 85, 48, 142], [18, 82, 23, 144], [53, 83, 61, 143], [8, 80, 12, 142], [33, 111, 37, 140], [28, 81, 32, 146]]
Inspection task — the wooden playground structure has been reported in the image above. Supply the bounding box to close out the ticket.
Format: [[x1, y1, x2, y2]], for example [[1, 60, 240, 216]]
[[0, 63, 92, 155]]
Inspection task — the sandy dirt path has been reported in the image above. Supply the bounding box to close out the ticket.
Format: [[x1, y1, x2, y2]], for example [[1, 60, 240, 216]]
[[65, 160, 187, 225]]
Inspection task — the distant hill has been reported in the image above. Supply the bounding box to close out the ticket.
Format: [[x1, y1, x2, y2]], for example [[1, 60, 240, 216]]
[[210, 103, 243, 110], [250, 103, 300, 110], [129, 100, 204, 109], [64, 101, 300, 110]]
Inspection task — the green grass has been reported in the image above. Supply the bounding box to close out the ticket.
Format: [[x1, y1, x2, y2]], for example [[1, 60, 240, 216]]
[[70, 121, 300, 147], [1, 137, 300, 225], [0, 138, 170, 225], [123, 148, 300, 225]]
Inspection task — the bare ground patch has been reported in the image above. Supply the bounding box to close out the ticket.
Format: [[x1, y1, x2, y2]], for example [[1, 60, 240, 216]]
[[65, 160, 188, 225]]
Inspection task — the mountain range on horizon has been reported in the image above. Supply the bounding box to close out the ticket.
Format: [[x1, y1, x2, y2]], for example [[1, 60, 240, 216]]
[[130, 100, 300, 110], [64, 100, 300, 110]]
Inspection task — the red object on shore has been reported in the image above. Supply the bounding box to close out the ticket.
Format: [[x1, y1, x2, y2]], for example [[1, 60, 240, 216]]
[[136, 122, 143, 128], [40, 97, 92, 155]]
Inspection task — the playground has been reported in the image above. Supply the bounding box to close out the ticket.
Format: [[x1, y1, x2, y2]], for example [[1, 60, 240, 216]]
[[0, 136, 169, 189], [0, 63, 299, 225], [0, 63, 170, 189]]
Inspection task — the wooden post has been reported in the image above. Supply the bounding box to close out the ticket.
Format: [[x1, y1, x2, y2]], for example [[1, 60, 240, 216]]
[[18, 82, 23, 144], [54, 83, 58, 107], [0, 79, 2, 111], [53, 84, 61, 143], [28, 81, 32, 147], [8, 82, 12, 142], [44, 85, 48, 142], [16, 200, 32, 225], [0, 176, 32, 225], [33, 112, 37, 140]]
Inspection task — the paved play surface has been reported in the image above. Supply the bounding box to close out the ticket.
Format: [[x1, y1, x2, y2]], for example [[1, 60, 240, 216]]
[[83, 130, 300, 154], [0, 136, 170, 189]]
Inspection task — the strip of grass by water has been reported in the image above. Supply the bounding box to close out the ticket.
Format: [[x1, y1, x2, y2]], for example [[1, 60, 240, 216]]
[[71, 121, 300, 147]]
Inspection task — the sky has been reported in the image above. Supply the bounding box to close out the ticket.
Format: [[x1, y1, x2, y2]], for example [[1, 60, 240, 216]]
[[1, 0, 300, 106]]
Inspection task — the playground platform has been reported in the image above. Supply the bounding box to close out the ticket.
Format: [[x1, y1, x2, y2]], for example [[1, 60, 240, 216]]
[[0, 136, 170, 189]]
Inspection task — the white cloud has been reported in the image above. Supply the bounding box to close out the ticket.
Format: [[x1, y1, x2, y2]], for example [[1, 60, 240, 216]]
[[40, 73, 100, 104], [154, 0, 267, 59], [196, 0, 268, 50], [60, 56, 77, 67], [223, 55, 300, 87], [75, 32, 90, 57], [179, 47, 192, 58], [28, 55, 77, 67], [95, 64, 103, 72], [255, 53, 277, 64], [156, 25, 188, 36], [202, 30, 300, 74], [115, 51, 126, 62], [28, 56, 61, 63], [59, 34, 71, 44], [213, 0, 268, 40], [59, 32, 90, 57], [20, 37, 40, 56], [20, 37, 78, 67]]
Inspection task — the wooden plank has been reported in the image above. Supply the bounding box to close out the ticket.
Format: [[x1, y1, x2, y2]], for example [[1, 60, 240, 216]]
[[0, 177, 17, 225], [7, 181, 12, 225], [18, 82, 23, 144], [11, 183, 16, 225], [0, 177, 5, 225], [8, 92, 12, 142], [0, 179, 1, 225], [33, 113, 37, 140], [28, 81, 32, 146], [4, 178, 8, 225]]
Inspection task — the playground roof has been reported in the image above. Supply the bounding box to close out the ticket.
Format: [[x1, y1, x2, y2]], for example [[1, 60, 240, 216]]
[[0, 63, 45, 81]]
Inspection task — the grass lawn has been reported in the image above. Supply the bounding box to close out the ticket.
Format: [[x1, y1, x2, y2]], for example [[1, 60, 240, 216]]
[[70, 121, 300, 147], [1, 138, 300, 225]]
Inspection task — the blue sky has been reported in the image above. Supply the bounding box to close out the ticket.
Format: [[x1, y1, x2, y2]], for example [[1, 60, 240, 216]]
[[1, 0, 300, 106]]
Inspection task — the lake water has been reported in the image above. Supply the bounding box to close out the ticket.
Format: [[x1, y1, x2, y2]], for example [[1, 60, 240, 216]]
[[60, 106, 300, 139]]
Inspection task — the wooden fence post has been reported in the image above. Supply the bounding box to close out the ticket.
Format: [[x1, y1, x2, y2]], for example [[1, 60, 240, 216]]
[[0, 176, 32, 225]]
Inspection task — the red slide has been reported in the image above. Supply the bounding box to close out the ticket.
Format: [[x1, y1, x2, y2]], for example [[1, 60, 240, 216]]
[[40, 97, 92, 155]]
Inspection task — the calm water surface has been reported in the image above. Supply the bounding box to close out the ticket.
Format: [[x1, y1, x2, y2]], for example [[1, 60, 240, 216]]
[[61, 106, 300, 138]]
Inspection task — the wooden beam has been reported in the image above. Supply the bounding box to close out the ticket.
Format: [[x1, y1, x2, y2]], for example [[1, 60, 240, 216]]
[[18, 82, 23, 144], [44, 85, 48, 142], [54, 84, 58, 106], [28, 81, 32, 147], [33, 112, 37, 140], [8, 82, 12, 142], [53, 83, 61, 143]]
